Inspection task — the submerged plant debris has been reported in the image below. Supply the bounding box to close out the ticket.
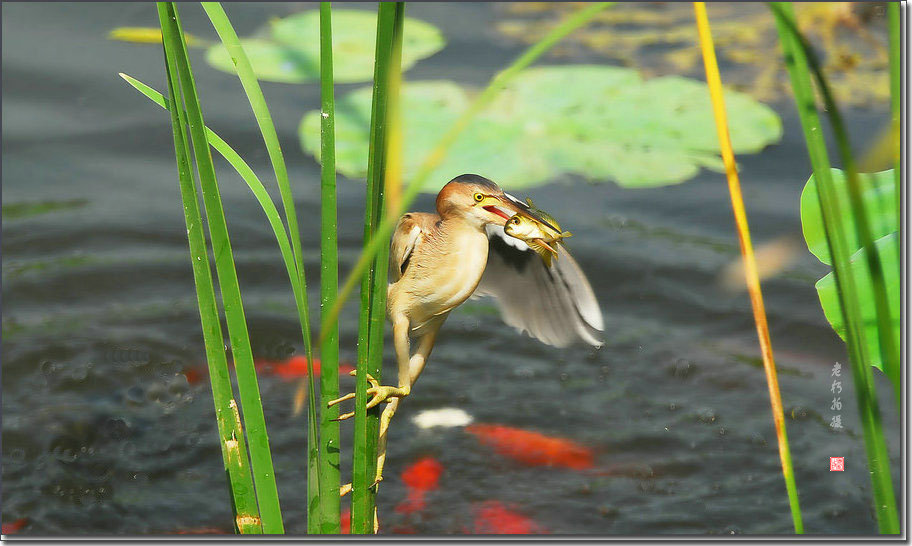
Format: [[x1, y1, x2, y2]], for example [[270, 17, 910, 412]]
[[494, 2, 891, 108], [2, 199, 88, 220], [301, 66, 781, 191]]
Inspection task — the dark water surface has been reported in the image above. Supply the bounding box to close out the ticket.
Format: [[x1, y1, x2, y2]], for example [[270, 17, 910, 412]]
[[2, 2, 901, 535]]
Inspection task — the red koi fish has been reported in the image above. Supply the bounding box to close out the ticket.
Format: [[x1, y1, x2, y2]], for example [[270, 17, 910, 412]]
[[340, 509, 350, 534], [2, 518, 27, 534], [472, 501, 546, 534], [395, 456, 444, 515], [466, 424, 594, 470], [184, 357, 355, 384]]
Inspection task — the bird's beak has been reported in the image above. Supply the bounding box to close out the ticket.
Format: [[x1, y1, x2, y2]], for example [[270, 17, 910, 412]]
[[477, 195, 527, 224], [477, 194, 560, 231]]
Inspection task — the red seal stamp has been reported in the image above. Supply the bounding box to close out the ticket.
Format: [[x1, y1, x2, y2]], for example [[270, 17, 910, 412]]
[[830, 457, 844, 471]]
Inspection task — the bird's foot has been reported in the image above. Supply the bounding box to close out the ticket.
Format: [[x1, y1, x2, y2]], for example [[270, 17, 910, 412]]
[[327, 371, 409, 421]]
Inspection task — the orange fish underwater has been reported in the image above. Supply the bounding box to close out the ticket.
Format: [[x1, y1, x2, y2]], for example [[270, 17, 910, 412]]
[[472, 501, 547, 534], [466, 424, 594, 470], [255, 356, 355, 381], [183, 356, 355, 384], [340, 509, 350, 534], [395, 456, 444, 515], [2, 518, 27, 534]]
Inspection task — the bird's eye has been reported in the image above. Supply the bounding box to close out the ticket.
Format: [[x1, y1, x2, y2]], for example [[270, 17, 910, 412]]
[[473, 192, 484, 203]]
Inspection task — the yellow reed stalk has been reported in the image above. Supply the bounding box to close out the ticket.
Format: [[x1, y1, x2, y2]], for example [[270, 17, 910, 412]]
[[693, 2, 803, 533]]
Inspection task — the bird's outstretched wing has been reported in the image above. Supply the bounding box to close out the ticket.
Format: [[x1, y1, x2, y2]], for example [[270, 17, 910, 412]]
[[474, 225, 604, 348], [389, 212, 436, 282]]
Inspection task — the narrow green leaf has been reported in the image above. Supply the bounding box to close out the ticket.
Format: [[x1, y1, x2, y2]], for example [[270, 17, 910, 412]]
[[318, 1, 342, 535], [121, 70, 330, 532], [200, 1, 323, 532], [770, 2, 898, 534], [771, 2, 899, 410], [159, 2, 284, 533], [116, 78, 306, 330], [351, 2, 402, 533], [154, 8, 262, 534]]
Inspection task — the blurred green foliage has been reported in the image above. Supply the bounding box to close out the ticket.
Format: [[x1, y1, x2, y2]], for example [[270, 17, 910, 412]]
[[800, 168, 898, 371], [205, 9, 444, 83], [301, 65, 781, 190]]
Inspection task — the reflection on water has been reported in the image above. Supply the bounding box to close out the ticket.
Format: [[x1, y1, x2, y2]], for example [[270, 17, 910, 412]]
[[1, 1, 899, 535]]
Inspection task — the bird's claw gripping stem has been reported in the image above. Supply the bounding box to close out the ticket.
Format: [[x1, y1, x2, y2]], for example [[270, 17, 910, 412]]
[[327, 370, 409, 421]]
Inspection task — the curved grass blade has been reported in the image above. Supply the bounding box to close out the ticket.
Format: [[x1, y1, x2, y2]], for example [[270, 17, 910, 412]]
[[769, 2, 898, 533], [200, 2, 324, 532], [152, 50, 261, 535], [317, 2, 342, 534], [318, 1, 614, 351], [159, 2, 284, 533], [119, 76, 308, 358], [119, 78, 316, 422], [693, 3, 802, 533]]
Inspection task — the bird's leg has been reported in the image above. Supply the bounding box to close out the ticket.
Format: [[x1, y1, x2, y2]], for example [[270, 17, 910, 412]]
[[327, 316, 412, 416], [373, 323, 439, 486], [331, 317, 414, 502]]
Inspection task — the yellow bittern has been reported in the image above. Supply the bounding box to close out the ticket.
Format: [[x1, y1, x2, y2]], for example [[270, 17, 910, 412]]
[[330, 174, 603, 490]]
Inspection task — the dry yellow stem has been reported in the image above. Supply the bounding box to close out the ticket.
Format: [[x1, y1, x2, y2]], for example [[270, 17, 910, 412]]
[[694, 2, 802, 533]]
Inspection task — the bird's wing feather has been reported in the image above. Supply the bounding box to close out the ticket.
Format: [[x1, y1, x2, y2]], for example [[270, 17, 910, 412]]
[[389, 213, 436, 282], [474, 225, 604, 348]]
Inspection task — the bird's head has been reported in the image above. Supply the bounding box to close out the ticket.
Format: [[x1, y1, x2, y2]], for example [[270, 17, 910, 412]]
[[435, 174, 533, 229]]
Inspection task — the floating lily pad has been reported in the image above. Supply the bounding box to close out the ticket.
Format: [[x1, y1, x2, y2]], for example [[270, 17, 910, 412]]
[[205, 9, 445, 84], [800, 168, 897, 265], [300, 65, 782, 190], [815, 233, 898, 371], [799, 168, 898, 372]]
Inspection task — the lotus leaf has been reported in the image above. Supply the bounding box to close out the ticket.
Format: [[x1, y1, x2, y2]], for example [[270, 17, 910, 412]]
[[814, 233, 898, 371], [206, 9, 444, 83], [300, 65, 782, 190], [800, 168, 897, 265], [800, 168, 898, 370]]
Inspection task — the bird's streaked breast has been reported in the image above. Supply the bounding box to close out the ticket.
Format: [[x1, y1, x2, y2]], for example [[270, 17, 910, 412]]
[[397, 222, 489, 328]]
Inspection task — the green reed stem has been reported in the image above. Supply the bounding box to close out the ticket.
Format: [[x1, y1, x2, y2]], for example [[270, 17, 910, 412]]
[[350, 2, 402, 533], [319, 1, 613, 352], [123, 70, 335, 533], [201, 2, 323, 531], [318, 1, 342, 534], [154, 35, 261, 535], [771, 2, 899, 410], [770, 2, 899, 533], [158, 2, 284, 533]]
